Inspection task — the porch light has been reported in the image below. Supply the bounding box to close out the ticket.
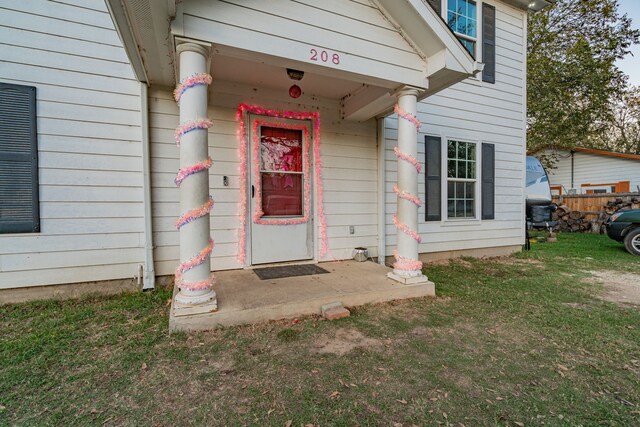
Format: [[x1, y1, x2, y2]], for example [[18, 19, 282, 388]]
[[286, 68, 304, 99], [286, 68, 304, 80]]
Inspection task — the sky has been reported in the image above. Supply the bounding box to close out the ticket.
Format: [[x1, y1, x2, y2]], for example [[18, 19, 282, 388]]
[[617, 0, 640, 87]]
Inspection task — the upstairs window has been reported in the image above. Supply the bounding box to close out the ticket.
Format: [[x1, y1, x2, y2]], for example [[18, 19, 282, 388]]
[[447, 0, 477, 57]]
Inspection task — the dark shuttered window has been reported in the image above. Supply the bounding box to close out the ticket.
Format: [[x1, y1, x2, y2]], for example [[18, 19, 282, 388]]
[[481, 143, 495, 220], [0, 83, 39, 233], [427, 0, 441, 15], [425, 135, 442, 221], [482, 3, 496, 84]]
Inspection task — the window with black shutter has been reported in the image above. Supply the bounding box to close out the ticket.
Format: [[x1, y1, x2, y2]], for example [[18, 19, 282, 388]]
[[0, 83, 40, 233], [481, 143, 495, 219], [482, 3, 496, 84], [425, 135, 442, 221]]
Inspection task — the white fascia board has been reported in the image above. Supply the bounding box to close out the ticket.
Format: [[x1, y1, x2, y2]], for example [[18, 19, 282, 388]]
[[374, 0, 476, 82], [403, 0, 477, 75], [105, 0, 148, 83]]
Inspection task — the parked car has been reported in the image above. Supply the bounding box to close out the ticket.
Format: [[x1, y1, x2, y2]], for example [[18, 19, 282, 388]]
[[606, 209, 640, 255]]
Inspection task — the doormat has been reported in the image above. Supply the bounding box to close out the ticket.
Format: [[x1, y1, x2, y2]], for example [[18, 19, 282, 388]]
[[253, 264, 330, 280]]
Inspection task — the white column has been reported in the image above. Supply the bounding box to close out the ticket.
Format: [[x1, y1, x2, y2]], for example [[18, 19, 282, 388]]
[[175, 42, 217, 306], [396, 88, 420, 276], [387, 87, 431, 286]]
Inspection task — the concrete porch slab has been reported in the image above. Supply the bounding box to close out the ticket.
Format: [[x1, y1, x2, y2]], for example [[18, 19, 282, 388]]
[[169, 260, 435, 331]]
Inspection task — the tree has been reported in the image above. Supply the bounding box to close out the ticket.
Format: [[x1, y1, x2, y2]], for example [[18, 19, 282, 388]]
[[591, 85, 640, 154], [527, 0, 639, 152]]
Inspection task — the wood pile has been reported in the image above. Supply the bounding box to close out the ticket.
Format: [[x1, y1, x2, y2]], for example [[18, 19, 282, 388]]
[[552, 205, 591, 232], [604, 196, 640, 215], [552, 196, 640, 234]]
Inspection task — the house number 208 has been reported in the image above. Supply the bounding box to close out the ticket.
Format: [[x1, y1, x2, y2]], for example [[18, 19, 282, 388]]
[[309, 48, 340, 65]]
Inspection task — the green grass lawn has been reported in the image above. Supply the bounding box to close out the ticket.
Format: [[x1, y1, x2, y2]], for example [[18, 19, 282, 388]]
[[1, 234, 639, 426]]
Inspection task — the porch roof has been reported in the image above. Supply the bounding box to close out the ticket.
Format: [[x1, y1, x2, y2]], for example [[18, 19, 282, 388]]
[[108, 0, 488, 120]]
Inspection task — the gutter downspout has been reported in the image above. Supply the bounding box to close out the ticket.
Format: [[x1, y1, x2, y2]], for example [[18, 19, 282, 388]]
[[377, 117, 386, 266], [570, 150, 575, 190], [141, 82, 156, 290]]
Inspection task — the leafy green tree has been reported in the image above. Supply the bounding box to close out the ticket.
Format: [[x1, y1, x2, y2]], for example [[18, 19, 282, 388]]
[[527, 0, 639, 152], [592, 85, 640, 154]]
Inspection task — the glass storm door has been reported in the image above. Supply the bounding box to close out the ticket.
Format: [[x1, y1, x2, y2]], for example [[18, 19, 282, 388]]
[[249, 118, 313, 264]]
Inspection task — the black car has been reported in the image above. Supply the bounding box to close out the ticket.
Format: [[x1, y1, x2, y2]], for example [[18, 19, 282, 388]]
[[606, 209, 640, 256]]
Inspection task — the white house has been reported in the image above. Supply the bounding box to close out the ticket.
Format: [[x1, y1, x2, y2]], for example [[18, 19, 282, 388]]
[[0, 0, 553, 316], [533, 147, 640, 195]]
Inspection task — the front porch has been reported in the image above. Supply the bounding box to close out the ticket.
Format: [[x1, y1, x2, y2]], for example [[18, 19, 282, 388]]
[[170, 260, 435, 331]]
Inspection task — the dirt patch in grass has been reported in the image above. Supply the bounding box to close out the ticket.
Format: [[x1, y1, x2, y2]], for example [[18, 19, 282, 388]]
[[311, 328, 382, 356], [586, 270, 640, 306]]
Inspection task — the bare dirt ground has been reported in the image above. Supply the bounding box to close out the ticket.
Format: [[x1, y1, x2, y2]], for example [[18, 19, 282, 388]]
[[586, 270, 640, 306], [311, 328, 382, 356]]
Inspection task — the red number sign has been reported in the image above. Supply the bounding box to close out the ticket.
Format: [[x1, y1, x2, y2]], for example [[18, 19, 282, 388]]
[[309, 48, 340, 65]]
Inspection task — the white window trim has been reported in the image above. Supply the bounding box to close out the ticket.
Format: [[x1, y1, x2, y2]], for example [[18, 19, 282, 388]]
[[441, 136, 482, 223], [443, 0, 485, 83], [445, 0, 479, 55]]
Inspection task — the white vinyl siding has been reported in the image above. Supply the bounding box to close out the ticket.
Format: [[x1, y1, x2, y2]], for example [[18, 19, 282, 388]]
[[178, 0, 426, 88], [149, 84, 378, 274], [385, 0, 526, 255], [0, 0, 143, 289], [542, 150, 640, 194]]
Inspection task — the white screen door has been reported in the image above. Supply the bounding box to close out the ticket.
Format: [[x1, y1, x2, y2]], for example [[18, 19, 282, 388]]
[[249, 117, 313, 264]]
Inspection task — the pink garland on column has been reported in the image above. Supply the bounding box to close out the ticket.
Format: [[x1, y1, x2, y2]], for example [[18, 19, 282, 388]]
[[175, 119, 213, 147], [393, 147, 422, 173], [394, 104, 421, 132], [173, 73, 213, 104], [393, 184, 422, 207], [175, 157, 213, 186], [393, 250, 424, 272], [393, 103, 423, 272], [235, 104, 329, 263], [175, 196, 214, 229], [393, 213, 422, 243], [173, 73, 215, 292], [175, 239, 216, 290]]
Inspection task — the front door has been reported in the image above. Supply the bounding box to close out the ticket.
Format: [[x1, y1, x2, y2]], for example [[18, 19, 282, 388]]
[[249, 116, 313, 264]]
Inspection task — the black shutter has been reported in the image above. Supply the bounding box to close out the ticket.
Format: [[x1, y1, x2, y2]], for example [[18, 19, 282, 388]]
[[0, 83, 39, 233], [426, 0, 441, 15], [425, 135, 442, 221], [482, 3, 496, 84], [481, 143, 495, 220]]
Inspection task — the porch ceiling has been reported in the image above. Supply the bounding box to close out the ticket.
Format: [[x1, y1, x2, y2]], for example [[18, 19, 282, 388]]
[[211, 55, 365, 101]]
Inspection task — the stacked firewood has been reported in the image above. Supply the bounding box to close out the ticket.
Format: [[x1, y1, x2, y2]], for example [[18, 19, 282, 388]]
[[604, 197, 640, 215], [553, 196, 640, 234], [552, 205, 592, 232]]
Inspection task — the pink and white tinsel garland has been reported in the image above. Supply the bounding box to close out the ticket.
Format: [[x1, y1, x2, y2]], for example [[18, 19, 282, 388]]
[[393, 213, 422, 243], [393, 147, 422, 173], [394, 104, 421, 132], [175, 238, 215, 290], [173, 73, 215, 292], [173, 73, 212, 104], [393, 184, 422, 207], [175, 156, 213, 187], [174, 119, 213, 147], [392, 103, 423, 272], [251, 120, 311, 225], [393, 250, 424, 272], [175, 196, 214, 230], [235, 104, 329, 263]]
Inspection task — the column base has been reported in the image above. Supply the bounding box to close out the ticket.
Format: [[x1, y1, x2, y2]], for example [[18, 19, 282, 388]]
[[387, 271, 434, 285], [175, 288, 217, 307]]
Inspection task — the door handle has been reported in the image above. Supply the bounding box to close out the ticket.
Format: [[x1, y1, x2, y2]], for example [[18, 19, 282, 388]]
[[251, 185, 255, 198]]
